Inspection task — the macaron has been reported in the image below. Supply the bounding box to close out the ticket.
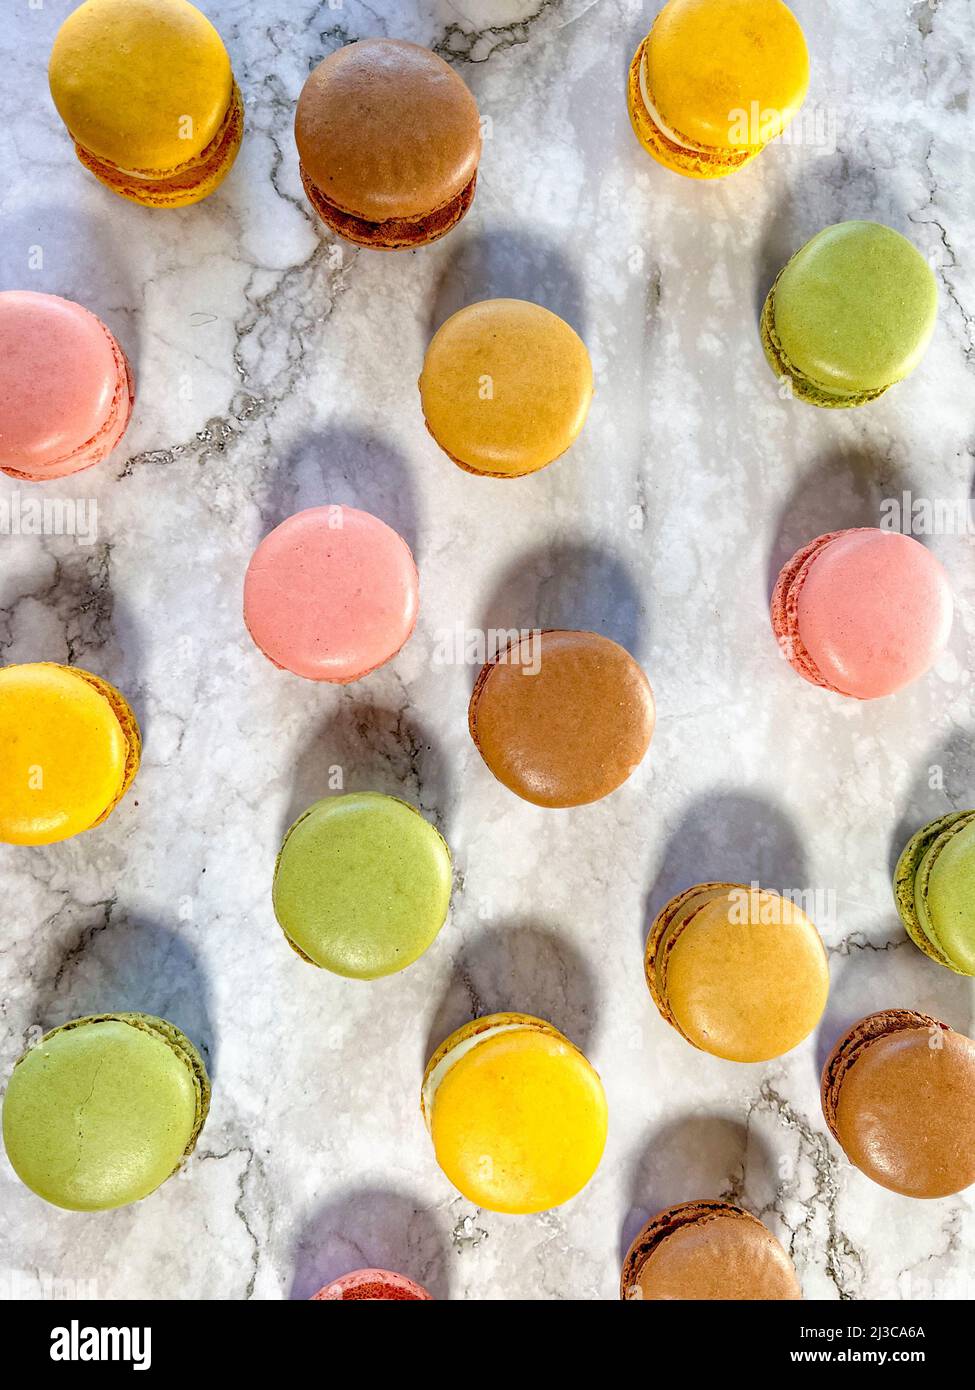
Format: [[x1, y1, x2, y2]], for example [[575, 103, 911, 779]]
[[645, 883, 829, 1063], [0, 291, 133, 481], [0, 663, 140, 846], [468, 630, 655, 808], [419, 299, 593, 478], [49, 0, 243, 208], [243, 505, 419, 683], [761, 222, 937, 406], [311, 1270, 432, 1301], [621, 1201, 801, 1300], [821, 1010, 975, 1199], [894, 813, 975, 975], [295, 39, 481, 249], [770, 528, 952, 700], [627, 0, 809, 179], [422, 1013, 607, 1215], [2, 1013, 209, 1211], [273, 793, 451, 980]]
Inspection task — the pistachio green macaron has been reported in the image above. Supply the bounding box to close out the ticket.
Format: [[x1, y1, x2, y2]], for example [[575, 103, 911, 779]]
[[894, 811, 975, 975], [2, 1013, 209, 1210], [272, 792, 452, 979], [761, 221, 937, 407]]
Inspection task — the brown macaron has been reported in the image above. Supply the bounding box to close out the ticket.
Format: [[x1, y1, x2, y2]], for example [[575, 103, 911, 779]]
[[468, 629, 655, 808], [621, 1201, 801, 1300], [294, 38, 481, 249], [821, 1009, 975, 1198]]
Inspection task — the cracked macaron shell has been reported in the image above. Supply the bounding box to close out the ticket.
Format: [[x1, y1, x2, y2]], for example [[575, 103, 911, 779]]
[[49, 0, 241, 205], [645, 882, 828, 1062], [2, 1013, 209, 1211], [761, 222, 937, 404], [894, 812, 975, 974], [419, 299, 593, 477], [422, 1012, 608, 1215], [770, 528, 952, 699], [0, 663, 140, 845], [628, 0, 808, 178], [821, 1010, 975, 1198], [273, 793, 452, 979], [620, 1200, 801, 1300], [0, 291, 134, 481]]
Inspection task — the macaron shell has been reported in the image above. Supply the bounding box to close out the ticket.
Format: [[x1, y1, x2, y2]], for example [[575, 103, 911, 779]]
[[311, 1269, 432, 1300], [243, 506, 419, 682], [794, 530, 952, 699], [621, 1202, 801, 1300], [0, 663, 140, 845], [892, 814, 964, 970], [831, 1025, 975, 1198], [652, 885, 829, 1062], [272, 793, 452, 979], [469, 630, 655, 807], [0, 291, 133, 481], [49, 0, 234, 173], [428, 1019, 607, 1214], [645, 0, 809, 153], [770, 222, 937, 398], [2, 1014, 208, 1211], [915, 814, 975, 974], [419, 300, 593, 477], [295, 39, 481, 224]]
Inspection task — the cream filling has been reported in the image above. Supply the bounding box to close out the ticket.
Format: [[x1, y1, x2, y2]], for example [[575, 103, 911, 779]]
[[639, 52, 711, 154], [422, 1023, 527, 1129]]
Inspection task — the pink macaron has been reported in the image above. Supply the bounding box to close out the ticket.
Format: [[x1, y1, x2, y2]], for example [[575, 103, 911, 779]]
[[0, 290, 134, 482], [771, 527, 952, 699], [310, 1268, 432, 1300], [243, 505, 419, 682]]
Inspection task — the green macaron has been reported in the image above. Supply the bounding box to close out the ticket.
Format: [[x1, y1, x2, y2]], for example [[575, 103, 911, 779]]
[[761, 221, 937, 407], [2, 1013, 210, 1210], [894, 811, 975, 975], [272, 792, 452, 979]]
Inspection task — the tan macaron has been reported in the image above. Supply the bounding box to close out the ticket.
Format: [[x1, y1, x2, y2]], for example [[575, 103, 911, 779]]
[[419, 299, 593, 477], [294, 38, 481, 249]]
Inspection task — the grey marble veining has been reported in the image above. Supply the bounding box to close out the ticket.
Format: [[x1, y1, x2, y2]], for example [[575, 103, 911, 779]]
[[1, 0, 973, 1301]]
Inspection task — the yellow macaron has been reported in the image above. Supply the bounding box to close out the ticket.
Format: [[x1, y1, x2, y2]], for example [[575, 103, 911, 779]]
[[0, 663, 141, 845], [49, 0, 243, 208], [419, 299, 593, 478], [645, 883, 829, 1062], [422, 1012, 607, 1214], [627, 0, 809, 179]]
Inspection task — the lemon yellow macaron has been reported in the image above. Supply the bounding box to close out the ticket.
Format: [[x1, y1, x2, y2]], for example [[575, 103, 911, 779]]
[[49, 0, 243, 208], [0, 663, 140, 845], [627, 0, 809, 179], [419, 299, 593, 478], [422, 1012, 608, 1214]]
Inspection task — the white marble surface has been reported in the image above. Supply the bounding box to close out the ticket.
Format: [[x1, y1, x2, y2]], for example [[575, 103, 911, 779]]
[[1, 0, 974, 1302]]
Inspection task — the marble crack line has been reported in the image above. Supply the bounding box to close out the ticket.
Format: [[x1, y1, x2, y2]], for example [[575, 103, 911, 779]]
[[196, 1144, 262, 1299], [434, 0, 568, 63], [52, 895, 119, 992]]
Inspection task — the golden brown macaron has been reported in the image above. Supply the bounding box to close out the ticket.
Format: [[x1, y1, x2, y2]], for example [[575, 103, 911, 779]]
[[621, 1200, 801, 1300], [294, 38, 481, 249], [645, 883, 829, 1062], [468, 629, 655, 808], [821, 1010, 975, 1199], [419, 299, 593, 477]]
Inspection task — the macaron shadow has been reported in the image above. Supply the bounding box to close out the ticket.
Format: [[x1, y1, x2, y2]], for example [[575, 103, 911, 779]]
[[643, 791, 807, 948], [278, 702, 451, 843], [766, 448, 920, 602], [476, 539, 647, 682], [255, 424, 420, 559], [290, 1185, 449, 1300], [28, 915, 217, 1077], [428, 226, 588, 342], [422, 920, 599, 1071], [621, 1114, 778, 1265]]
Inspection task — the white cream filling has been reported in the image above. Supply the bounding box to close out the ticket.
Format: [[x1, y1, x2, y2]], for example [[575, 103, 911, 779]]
[[422, 1023, 527, 1129], [639, 52, 710, 154]]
